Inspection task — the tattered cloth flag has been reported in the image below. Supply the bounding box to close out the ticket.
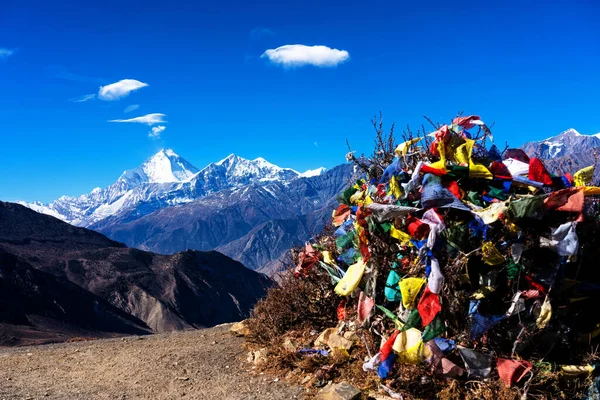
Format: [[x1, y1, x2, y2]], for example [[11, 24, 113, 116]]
[[422, 315, 445, 342], [395, 137, 424, 157], [378, 331, 400, 378], [481, 241, 505, 265], [573, 165, 594, 187], [332, 204, 352, 226], [417, 286, 442, 326], [366, 203, 421, 222], [421, 173, 470, 210], [427, 256, 444, 294], [496, 358, 533, 387], [400, 308, 422, 332], [426, 340, 465, 378], [336, 299, 347, 321], [357, 291, 375, 323], [453, 115, 484, 130], [293, 243, 320, 277], [470, 313, 504, 340], [528, 157, 554, 185], [393, 328, 426, 365], [536, 295, 552, 329], [540, 221, 579, 256], [458, 346, 493, 379], [385, 266, 402, 302], [334, 260, 366, 296], [400, 277, 426, 309]]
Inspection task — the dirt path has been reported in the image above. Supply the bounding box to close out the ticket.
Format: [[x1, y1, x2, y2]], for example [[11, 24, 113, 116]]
[[0, 324, 303, 400]]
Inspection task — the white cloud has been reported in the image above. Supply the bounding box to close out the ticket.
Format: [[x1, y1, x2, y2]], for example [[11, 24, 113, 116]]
[[98, 79, 148, 101], [124, 104, 140, 113], [149, 125, 166, 139], [0, 48, 15, 59], [109, 113, 166, 126], [71, 93, 96, 103], [261, 44, 349, 67]]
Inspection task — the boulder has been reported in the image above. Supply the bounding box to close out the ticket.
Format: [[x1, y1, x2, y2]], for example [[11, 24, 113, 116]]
[[230, 321, 251, 337], [316, 382, 361, 400], [315, 328, 354, 351]]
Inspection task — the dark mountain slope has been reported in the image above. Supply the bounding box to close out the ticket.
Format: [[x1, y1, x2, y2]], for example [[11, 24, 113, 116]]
[[0, 202, 272, 341], [0, 249, 151, 346]]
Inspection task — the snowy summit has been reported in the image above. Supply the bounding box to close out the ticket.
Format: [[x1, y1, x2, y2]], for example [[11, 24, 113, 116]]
[[20, 149, 327, 228]]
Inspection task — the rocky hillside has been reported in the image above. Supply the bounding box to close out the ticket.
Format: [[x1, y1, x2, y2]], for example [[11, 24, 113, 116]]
[[522, 128, 600, 178], [0, 202, 272, 344], [95, 164, 354, 271]]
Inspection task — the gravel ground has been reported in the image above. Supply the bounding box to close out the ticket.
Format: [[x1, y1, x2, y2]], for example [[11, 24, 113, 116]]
[[0, 324, 303, 400]]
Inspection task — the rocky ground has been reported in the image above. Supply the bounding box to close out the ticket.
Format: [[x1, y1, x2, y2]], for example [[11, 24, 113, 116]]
[[0, 324, 304, 400]]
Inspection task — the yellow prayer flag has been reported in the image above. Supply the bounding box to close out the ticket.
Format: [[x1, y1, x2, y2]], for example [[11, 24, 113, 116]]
[[399, 277, 426, 309], [481, 242, 505, 265], [392, 328, 425, 365], [395, 137, 423, 157], [334, 260, 366, 296], [574, 165, 594, 187], [390, 226, 413, 246]]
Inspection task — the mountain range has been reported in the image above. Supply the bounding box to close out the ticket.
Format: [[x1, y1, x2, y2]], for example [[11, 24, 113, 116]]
[[522, 128, 600, 179], [0, 201, 271, 346], [21, 151, 353, 273], [23, 150, 323, 227]]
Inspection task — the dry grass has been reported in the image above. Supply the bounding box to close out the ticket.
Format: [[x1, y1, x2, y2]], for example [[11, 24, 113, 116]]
[[246, 268, 339, 347]]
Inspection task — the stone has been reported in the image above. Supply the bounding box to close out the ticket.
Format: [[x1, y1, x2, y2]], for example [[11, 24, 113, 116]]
[[316, 382, 361, 400], [247, 348, 268, 365], [282, 338, 297, 352], [314, 328, 354, 351], [343, 331, 360, 342], [230, 321, 251, 337]]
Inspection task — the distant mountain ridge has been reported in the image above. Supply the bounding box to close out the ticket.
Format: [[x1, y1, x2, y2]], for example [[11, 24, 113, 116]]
[[96, 163, 354, 273], [19, 150, 351, 274], [521, 128, 600, 179], [22, 150, 326, 228]]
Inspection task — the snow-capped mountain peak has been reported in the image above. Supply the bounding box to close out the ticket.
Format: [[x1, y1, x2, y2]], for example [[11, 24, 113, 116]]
[[300, 167, 327, 178], [201, 153, 299, 185], [21, 150, 327, 228], [118, 149, 200, 186], [523, 128, 600, 161]]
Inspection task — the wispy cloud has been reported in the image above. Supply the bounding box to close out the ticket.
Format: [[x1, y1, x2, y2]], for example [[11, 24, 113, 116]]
[[48, 65, 105, 84], [0, 48, 15, 59], [109, 113, 166, 126], [250, 27, 275, 40], [70, 93, 96, 103], [124, 104, 140, 113], [261, 44, 349, 67], [98, 79, 148, 101], [149, 125, 166, 139], [314, 142, 319, 148]]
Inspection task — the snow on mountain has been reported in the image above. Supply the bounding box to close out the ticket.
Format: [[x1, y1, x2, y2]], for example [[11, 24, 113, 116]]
[[212, 154, 300, 184], [521, 128, 600, 181], [300, 167, 327, 178], [21, 150, 322, 228], [118, 149, 199, 185], [522, 128, 600, 160]]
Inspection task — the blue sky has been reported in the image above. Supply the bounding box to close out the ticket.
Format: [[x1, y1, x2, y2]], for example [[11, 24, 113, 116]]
[[1, 0, 599, 202]]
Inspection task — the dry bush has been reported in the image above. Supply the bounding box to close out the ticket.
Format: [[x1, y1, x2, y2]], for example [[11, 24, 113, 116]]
[[246, 268, 339, 346]]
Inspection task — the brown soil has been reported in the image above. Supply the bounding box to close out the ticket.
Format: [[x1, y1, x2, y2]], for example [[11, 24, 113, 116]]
[[0, 324, 303, 400]]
